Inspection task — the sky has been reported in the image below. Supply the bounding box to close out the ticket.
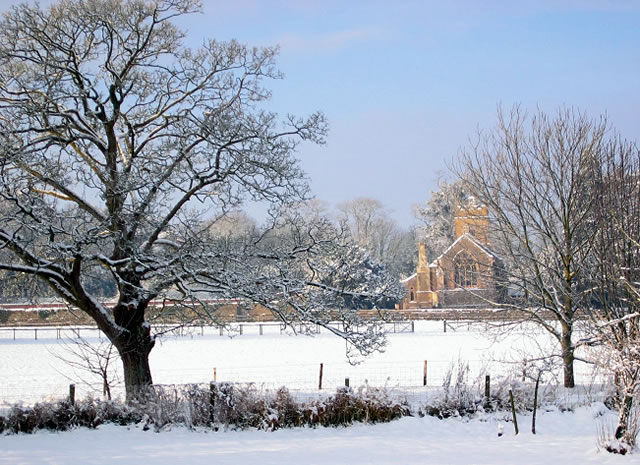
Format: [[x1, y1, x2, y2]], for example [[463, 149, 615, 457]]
[[1, 0, 639, 224]]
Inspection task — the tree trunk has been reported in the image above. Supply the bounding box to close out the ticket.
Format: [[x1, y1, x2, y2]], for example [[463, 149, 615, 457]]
[[614, 391, 634, 441], [560, 321, 575, 388], [111, 301, 155, 401], [119, 345, 154, 400]]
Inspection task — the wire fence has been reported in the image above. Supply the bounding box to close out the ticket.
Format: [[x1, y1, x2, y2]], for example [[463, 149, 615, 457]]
[[0, 320, 416, 342], [0, 357, 613, 408], [1, 318, 567, 343], [0, 320, 615, 407]]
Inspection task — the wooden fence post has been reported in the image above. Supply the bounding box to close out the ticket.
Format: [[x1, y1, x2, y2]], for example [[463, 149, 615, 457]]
[[484, 375, 491, 409], [509, 390, 518, 435], [259, 324, 263, 336], [532, 371, 541, 434], [423, 360, 428, 386], [344, 377, 350, 388], [209, 382, 217, 423], [318, 363, 324, 390], [443, 320, 447, 333], [34, 328, 37, 340], [69, 384, 76, 405], [213, 367, 217, 382]]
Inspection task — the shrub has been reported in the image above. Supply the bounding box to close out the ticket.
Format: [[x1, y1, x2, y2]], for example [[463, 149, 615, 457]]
[[0, 383, 412, 434], [311, 386, 410, 427], [1, 377, 568, 435], [0, 399, 142, 434], [37, 310, 53, 321], [415, 360, 557, 420], [272, 387, 304, 429], [419, 360, 482, 419]]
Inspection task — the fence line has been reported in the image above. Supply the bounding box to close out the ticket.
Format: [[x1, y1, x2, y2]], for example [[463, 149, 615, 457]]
[[0, 320, 612, 406], [0, 318, 554, 342], [0, 320, 417, 341], [0, 357, 612, 407]]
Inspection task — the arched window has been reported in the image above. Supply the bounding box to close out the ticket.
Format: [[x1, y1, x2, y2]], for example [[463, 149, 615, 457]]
[[454, 252, 478, 288], [410, 289, 415, 301]]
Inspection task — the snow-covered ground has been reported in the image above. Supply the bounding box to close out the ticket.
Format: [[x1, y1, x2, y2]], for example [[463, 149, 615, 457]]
[[0, 320, 628, 462], [0, 320, 606, 404], [0, 404, 629, 465]]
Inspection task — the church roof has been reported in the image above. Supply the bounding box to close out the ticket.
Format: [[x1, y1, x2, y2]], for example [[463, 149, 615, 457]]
[[430, 233, 501, 265], [400, 273, 417, 283], [468, 235, 502, 262]]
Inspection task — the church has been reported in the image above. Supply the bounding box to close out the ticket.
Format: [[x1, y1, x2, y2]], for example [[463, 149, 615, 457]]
[[398, 204, 504, 309]]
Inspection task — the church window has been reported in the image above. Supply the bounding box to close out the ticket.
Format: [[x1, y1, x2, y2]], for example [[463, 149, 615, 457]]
[[454, 252, 478, 288], [410, 289, 415, 301]]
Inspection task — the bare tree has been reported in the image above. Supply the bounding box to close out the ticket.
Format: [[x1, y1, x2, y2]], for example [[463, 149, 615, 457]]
[[454, 106, 608, 388], [52, 334, 121, 400], [0, 0, 401, 399], [338, 197, 415, 279], [586, 138, 640, 448]]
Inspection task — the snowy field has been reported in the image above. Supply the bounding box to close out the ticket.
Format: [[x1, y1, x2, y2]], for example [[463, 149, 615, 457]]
[[0, 320, 628, 463], [0, 405, 630, 465], [0, 320, 607, 404]]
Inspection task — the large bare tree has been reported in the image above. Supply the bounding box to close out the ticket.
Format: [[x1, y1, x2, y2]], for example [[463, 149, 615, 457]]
[[0, 0, 401, 399], [586, 139, 640, 447], [454, 106, 607, 388]]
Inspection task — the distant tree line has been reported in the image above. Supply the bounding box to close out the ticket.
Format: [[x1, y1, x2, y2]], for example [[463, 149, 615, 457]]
[[0, 197, 418, 307]]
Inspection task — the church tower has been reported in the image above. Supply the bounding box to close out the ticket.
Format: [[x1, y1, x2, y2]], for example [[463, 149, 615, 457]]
[[454, 202, 489, 245]]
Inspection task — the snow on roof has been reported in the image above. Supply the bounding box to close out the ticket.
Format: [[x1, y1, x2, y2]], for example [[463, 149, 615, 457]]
[[400, 273, 417, 283], [431, 233, 500, 265], [468, 235, 502, 261]]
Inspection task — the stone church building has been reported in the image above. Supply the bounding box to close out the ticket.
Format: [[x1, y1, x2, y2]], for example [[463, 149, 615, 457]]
[[398, 204, 503, 309]]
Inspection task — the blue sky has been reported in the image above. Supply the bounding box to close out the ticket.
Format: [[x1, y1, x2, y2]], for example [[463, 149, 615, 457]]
[[2, 1, 639, 224]]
